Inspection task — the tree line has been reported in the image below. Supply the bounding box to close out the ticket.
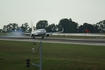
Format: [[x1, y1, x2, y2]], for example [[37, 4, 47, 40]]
[[0, 18, 105, 33]]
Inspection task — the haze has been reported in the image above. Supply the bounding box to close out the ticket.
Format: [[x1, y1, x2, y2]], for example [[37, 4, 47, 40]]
[[0, 0, 105, 29]]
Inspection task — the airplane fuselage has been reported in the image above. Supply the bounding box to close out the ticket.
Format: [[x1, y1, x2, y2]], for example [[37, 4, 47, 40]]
[[30, 29, 46, 39]]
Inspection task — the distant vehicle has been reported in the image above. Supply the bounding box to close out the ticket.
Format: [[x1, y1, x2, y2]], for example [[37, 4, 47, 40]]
[[22, 22, 63, 39]]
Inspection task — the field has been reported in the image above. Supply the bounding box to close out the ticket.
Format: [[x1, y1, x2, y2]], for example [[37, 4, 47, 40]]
[[0, 40, 105, 70]]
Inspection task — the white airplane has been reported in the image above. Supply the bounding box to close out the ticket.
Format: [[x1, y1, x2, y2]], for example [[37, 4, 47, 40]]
[[23, 22, 63, 39]]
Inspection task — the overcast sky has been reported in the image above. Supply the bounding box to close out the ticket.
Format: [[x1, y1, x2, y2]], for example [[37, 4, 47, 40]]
[[0, 0, 105, 29]]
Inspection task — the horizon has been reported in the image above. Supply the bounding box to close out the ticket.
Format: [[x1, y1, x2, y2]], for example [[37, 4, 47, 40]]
[[0, 0, 105, 29]]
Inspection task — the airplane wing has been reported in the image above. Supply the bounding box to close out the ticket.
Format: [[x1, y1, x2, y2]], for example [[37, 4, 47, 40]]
[[46, 32, 53, 35], [46, 28, 64, 36]]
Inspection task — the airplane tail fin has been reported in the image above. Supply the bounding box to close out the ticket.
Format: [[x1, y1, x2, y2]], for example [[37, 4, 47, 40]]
[[31, 21, 34, 32]]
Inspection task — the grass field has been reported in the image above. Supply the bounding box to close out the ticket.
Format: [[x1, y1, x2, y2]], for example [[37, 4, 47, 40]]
[[0, 40, 105, 70]]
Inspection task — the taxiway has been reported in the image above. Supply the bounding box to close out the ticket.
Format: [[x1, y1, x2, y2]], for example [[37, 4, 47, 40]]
[[0, 36, 105, 46]]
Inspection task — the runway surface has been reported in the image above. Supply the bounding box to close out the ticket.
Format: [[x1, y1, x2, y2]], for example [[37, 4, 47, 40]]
[[0, 36, 105, 46], [53, 33, 105, 36]]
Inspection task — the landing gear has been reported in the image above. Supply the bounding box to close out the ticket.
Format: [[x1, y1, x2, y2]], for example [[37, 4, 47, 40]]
[[41, 36, 44, 39], [33, 36, 35, 39], [41, 33, 45, 39]]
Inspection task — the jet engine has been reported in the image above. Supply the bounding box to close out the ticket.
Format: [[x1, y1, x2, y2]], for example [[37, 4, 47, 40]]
[[46, 34, 49, 37]]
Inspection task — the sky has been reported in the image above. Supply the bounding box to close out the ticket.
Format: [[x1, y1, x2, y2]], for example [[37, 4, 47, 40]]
[[0, 0, 105, 29]]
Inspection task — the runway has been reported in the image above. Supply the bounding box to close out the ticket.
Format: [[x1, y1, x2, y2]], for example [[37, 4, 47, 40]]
[[53, 33, 105, 36], [0, 36, 105, 46]]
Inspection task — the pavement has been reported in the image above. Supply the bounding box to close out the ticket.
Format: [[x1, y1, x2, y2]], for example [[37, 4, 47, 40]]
[[0, 36, 105, 46]]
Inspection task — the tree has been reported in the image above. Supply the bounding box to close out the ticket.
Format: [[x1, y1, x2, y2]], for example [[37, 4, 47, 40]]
[[78, 25, 84, 33], [36, 20, 48, 29], [59, 18, 78, 33], [12, 23, 18, 31], [21, 22, 30, 32], [7, 23, 12, 32], [83, 23, 94, 33], [69, 19, 78, 33], [59, 18, 69, 33], [46, 23, 56, 32], [93, 24, 100, 33], [78, 23, 94, 33], [4, 23, 19, 32], [2, 25, 7, 33], [0, 29, 2, 33], [96, 20, 105, 33]]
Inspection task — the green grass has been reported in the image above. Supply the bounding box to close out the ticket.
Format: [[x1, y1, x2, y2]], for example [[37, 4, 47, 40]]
[[0, 40, 105, 70]]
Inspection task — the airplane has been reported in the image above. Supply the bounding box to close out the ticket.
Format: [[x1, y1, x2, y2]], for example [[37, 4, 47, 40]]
[[22, 22, 64, 39]]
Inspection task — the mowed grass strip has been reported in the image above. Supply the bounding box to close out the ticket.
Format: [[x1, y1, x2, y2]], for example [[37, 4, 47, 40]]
[[0, 40, 105, 70]]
